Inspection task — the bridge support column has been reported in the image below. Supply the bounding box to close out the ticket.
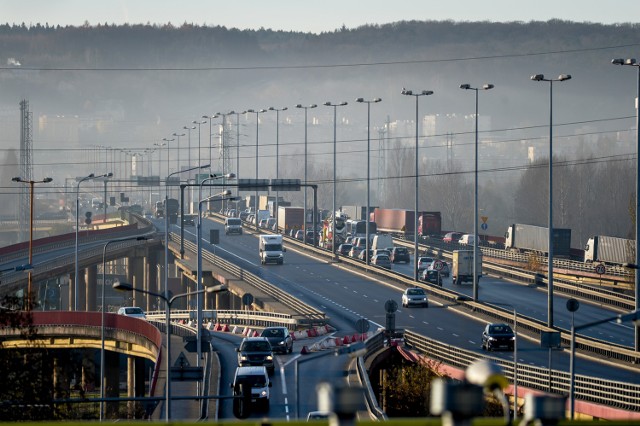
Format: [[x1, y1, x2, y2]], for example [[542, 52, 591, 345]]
[[215, 289, 230, 310], [67, 273, 75, 311], [104, 350, 120, 419], [82, 349, 96, 393], [124, 356, 146, 418], [77, 270, 87, 311], [52, 351, 71, 400], [145, 250, 160, 312], [86, 264, 98, 312], [127, 255, 145, 308]]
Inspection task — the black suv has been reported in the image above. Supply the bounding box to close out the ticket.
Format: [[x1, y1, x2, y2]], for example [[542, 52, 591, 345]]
[[260, 326, 293, 354], [236, 337, 275, 374], [481, 323, 515, 351], [390, 247, 410, 263]]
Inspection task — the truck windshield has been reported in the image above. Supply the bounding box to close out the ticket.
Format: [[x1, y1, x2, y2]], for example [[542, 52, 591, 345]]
[[264, 243, 282, 251], [227, 219, 241, 225]]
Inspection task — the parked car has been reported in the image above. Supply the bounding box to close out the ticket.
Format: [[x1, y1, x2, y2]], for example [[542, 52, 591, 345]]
[[417, 256, 434, 271], [337, 243, 353, 256], [481, 323, 515, 351], [260, 326, 293, 354], [236, 337, 275, 374], [389, 247, 410, 263], [443, 231, 464, 243], [231, 366, 272, 411], [371, 254, 392, 269], [401, 287, 429, 308], [117, 306, 146, 319], [420, 269, 442, 286]]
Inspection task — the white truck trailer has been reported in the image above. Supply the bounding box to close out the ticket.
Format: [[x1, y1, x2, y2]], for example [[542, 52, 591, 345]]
[[452, 250, 483, 285], [584, 235, 634, 265]]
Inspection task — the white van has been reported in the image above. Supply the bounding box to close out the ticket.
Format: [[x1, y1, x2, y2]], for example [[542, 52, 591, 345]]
[[231, 366, 271, 411], [458, 234, 475, 246], [225, 217, 243, 235]]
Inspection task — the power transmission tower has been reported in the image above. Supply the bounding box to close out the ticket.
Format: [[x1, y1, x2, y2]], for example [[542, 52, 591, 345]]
[[18, 99, 33, 242]]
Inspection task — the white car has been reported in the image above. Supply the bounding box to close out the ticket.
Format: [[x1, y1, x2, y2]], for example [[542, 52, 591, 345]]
[[231, 366, 272, 411], [117, 306, 146, 319]]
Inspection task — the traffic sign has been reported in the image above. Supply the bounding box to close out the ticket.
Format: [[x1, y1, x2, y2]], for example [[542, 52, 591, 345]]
[[595, 264, 606, 275], [355, 318, 370, 333], [170, 366, 203, 381], [433, 260, 444, 271], [174, 351, 190, 367], [481, 223, 488, 231], [384, 299, 398, 313]]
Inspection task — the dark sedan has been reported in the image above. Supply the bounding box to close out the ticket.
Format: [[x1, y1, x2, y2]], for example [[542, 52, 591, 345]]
[[260, 326, 293, 354], [481, 323, 515, 351]]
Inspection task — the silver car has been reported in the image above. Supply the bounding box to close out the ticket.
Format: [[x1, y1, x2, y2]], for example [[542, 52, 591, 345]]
[[401, 287, 429, 308], [371, 254, 392, 269]]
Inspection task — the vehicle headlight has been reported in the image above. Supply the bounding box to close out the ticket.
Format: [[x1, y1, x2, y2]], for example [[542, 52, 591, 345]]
[[510, 336, 516, 341], [260, 390, 268, 397], [488, 336, 496, 341], [266, 355, 273, 361], [421, 297, 427, 301], [278, 340, 285, 345], [240, 355, 248, 361]]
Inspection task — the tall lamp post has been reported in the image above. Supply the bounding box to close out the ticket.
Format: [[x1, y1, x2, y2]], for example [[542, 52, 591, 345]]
[[11, 176, 53, 310], [73, 172, 112, 311], [460, 83, 494, 301], [612, 58, 640, 351], [531, 73, 571, 328], [296, 104, 318, 242], [269, 106, 288, 232], [356, 97, 382, 265], [245, 109, 267, 227], [172, 133, 185, 173], [193, 120, 207, 175], [113, 281, 227, 421], [196, 174, 235, 380], [227, 111, 245, 185], [162, 138, 174, 176], [323, 101, 348, 258], [202, 114, 219, 178], [569, 309, 640, 419], [100, 235, 147, 420], [401, 89, 434, 281]]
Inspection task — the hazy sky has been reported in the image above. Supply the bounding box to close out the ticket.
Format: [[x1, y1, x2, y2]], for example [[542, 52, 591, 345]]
[[2, 0, 638, 32]]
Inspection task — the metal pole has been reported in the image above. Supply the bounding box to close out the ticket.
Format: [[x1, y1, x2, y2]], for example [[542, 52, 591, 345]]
[[28, 181, 34, 310], [513, 307, 518, 419], [333, 105, 337, 258], [366, 102, 371, 266], [473, 89, 479, 301], [569, 316, 576, 419], [635, 65, 640, 351], [548, 79, 555, 328], [414, 96, 419, 281]]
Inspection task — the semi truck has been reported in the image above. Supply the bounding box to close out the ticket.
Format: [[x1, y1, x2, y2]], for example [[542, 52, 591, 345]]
[[259, 234, 285, 265], [584, 235, 634, 265], [452, 250, 483, 285], [504, 224, 571, 257], [277, 206, 305, 234], [371, 208, 442, 237]]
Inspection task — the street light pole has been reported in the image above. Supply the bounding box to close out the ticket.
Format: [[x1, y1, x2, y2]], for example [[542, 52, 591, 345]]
[[73, 173, 111, 311], [113, 281, 227, 421], [193, 120, 207, 175], [323, 101, 348, 258], [184, 126, 197, 213], [356, 97, 382, 266], [11, 176, 53, 310], [612, 58, 640, 351], [296, 104, 317, 241], [100, 235, 147, 420], [569, 308, 640, 419], [245, 109, 267, 228], [269, 106, 288, 232], [401, 89, 434, 281], [460, 83, 494, 301], [172, 133, 185, 173], [531, 73, 571, 328], [162, 138, 174, 176]]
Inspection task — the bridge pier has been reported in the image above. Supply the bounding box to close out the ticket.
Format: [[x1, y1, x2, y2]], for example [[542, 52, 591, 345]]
[[104, 350, 119, 419], [67, 272, 75, 311], [86, 265, 97, 312]]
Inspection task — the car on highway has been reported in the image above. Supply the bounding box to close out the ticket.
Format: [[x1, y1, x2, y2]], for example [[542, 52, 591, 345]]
[[231, 366, 272, 411], [427, 260, 450, 277], [443, 231, 464, 243], [371, 254, 392, 269], [236, 337, 275, 374], [260, 326, 293, 354], [417, 256, 434, 271], [117, 306, 146, 319], [401, 287, 429, 308], [420, 269, 442, 286], [337, 243, 353, 256], [182, 214, 196, 226], [348, 246, 364, 258], [389, 247, 410, 263], [481, 323, 515, 351]]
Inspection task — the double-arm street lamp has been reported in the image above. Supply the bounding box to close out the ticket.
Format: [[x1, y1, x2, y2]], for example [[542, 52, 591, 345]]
[[296, 104, 318, 241], [460, 83, 494, 301], [113, 281, 227, 421], [162, 138, 174, 176], [196, 174, 235, 373], [227, 111, 245, 184], [569, 308, 640, 419], [193, 120, 207, 174], [611, 57, 640, 351], [10, 176, 53, 310], [356, 97, 382, 265], [323, 101, 348, 258], [269, 106, 288, 232], [172, 133, 185, 173], [202, 114, 219, 178], [245, 109, 267, 226], [531, 73, 571, 328], [73, 172, 112, 311], [401, 89, 434, 281], [100, 235, 148, 420]]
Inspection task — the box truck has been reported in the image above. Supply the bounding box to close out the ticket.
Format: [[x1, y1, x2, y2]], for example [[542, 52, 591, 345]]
[[584, 235, 634, 265], [452, 250, 482, 285], [504, 224, 571, 257], [259, 234, 285, 265], [277, 206, 305, 234]]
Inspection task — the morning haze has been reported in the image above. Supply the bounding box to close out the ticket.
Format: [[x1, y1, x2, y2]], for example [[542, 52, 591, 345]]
[[0, 20, 638, 246]]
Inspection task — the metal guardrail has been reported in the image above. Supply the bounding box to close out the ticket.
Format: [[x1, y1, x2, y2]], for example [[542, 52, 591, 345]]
[[171, 233, 327, 327], [403, 329, 640, 412], [146, 309, 298, 329]]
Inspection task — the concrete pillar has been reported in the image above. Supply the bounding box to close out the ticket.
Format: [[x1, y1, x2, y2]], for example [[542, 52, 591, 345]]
[[78, 270, 87, 311], [86, 264, 98, 312], [68, 273, 75, 311], [216, 290, 230, 310], [145, 250, 159, 312], [105, 351, 119, 419], [52, 351, 71, 400], [82, 349, 96, 392]]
